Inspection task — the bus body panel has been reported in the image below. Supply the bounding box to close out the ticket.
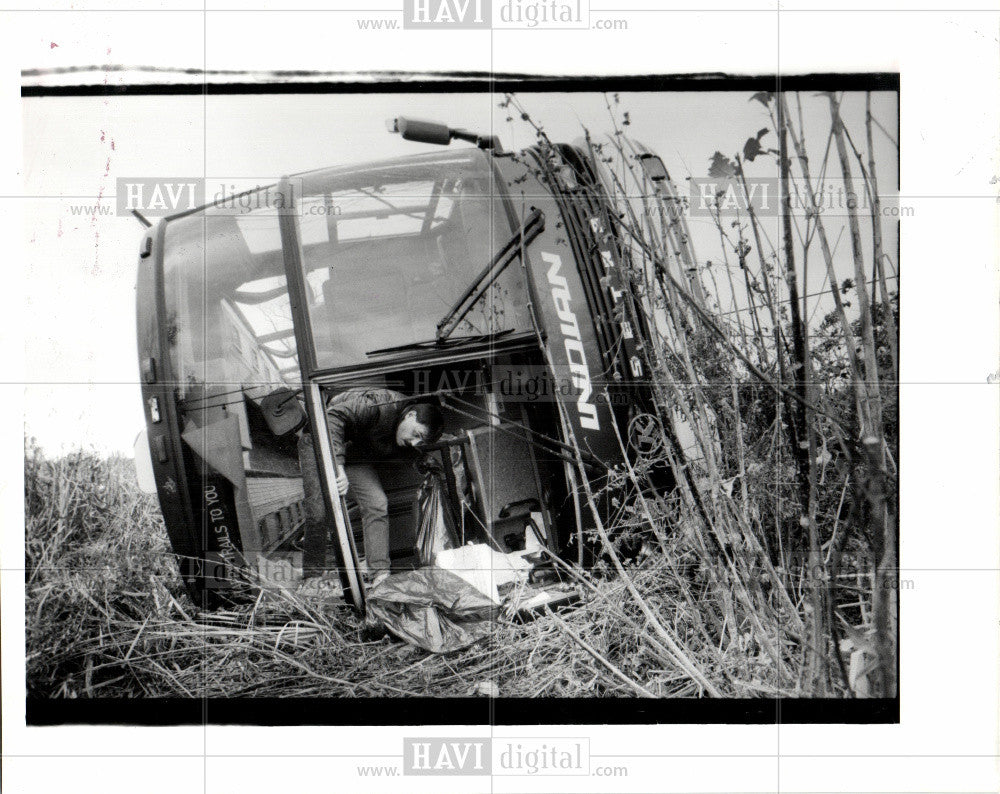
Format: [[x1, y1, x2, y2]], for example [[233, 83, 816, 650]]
[[136, 222, 249, 605], [491, 154, 625, 469]]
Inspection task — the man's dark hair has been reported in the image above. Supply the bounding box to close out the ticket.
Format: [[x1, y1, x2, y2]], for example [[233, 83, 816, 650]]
[[405, 401, 444, 443]]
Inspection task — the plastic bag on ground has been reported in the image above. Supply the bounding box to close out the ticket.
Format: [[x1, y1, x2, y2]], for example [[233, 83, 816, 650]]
[[366, 567, 497, 654], [433, 543, 532, 604], [414, 468, 460, 566]]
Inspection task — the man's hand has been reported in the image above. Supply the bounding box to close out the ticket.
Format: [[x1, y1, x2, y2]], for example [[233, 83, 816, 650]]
[[335, 465, 350, 496], [414, 452, 440, 476]]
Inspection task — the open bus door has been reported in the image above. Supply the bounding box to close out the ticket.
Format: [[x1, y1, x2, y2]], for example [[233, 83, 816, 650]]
[[276, 176, 367, 611]]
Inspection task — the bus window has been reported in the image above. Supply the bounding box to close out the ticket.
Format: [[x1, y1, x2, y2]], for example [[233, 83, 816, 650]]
[[296, 150, 534, 369], [163, 205, 300, 411]]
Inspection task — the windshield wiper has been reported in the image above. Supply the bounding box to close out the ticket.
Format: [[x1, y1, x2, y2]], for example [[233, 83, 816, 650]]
[[366, 328, 514, 357], [435, 208, 545, 342]]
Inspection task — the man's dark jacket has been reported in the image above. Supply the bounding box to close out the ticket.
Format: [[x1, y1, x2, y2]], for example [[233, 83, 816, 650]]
[[325, 388, 417, 468]]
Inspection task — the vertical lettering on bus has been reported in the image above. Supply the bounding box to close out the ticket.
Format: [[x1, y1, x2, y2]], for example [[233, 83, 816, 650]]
[[543, 251, 600, 431]]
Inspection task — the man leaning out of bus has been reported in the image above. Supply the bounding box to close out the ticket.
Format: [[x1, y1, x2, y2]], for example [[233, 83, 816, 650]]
[[298, 388, 444, 588]]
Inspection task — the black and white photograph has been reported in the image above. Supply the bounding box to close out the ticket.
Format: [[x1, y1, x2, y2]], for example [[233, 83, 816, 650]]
[[4, 3, 999, 793]]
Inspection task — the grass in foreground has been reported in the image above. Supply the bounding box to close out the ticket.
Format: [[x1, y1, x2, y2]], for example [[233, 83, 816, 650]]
[[25, 441, 849, 699]]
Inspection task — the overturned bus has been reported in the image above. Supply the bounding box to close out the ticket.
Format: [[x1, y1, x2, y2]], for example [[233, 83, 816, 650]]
[[135, 117, 690, 612]]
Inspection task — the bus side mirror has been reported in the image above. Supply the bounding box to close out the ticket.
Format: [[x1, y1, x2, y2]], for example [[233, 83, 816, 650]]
[[389, 116, 503, 152], [388, 117, 452, 146]]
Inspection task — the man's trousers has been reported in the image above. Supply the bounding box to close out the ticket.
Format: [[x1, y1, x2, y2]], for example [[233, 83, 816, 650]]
[[298, 433, 391, 577]]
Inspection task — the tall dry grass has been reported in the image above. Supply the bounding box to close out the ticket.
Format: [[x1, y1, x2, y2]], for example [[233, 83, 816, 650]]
[[24, 440, 820, 699], [501, 89, 898, 697]]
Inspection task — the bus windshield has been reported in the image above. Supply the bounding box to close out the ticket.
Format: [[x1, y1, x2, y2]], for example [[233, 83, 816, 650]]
[[296, 150, 533, 369], [158, 150, 534, 494]]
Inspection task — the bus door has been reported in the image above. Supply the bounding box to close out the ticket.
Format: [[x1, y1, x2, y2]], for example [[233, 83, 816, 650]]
[[276, 176, 367, 612]]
